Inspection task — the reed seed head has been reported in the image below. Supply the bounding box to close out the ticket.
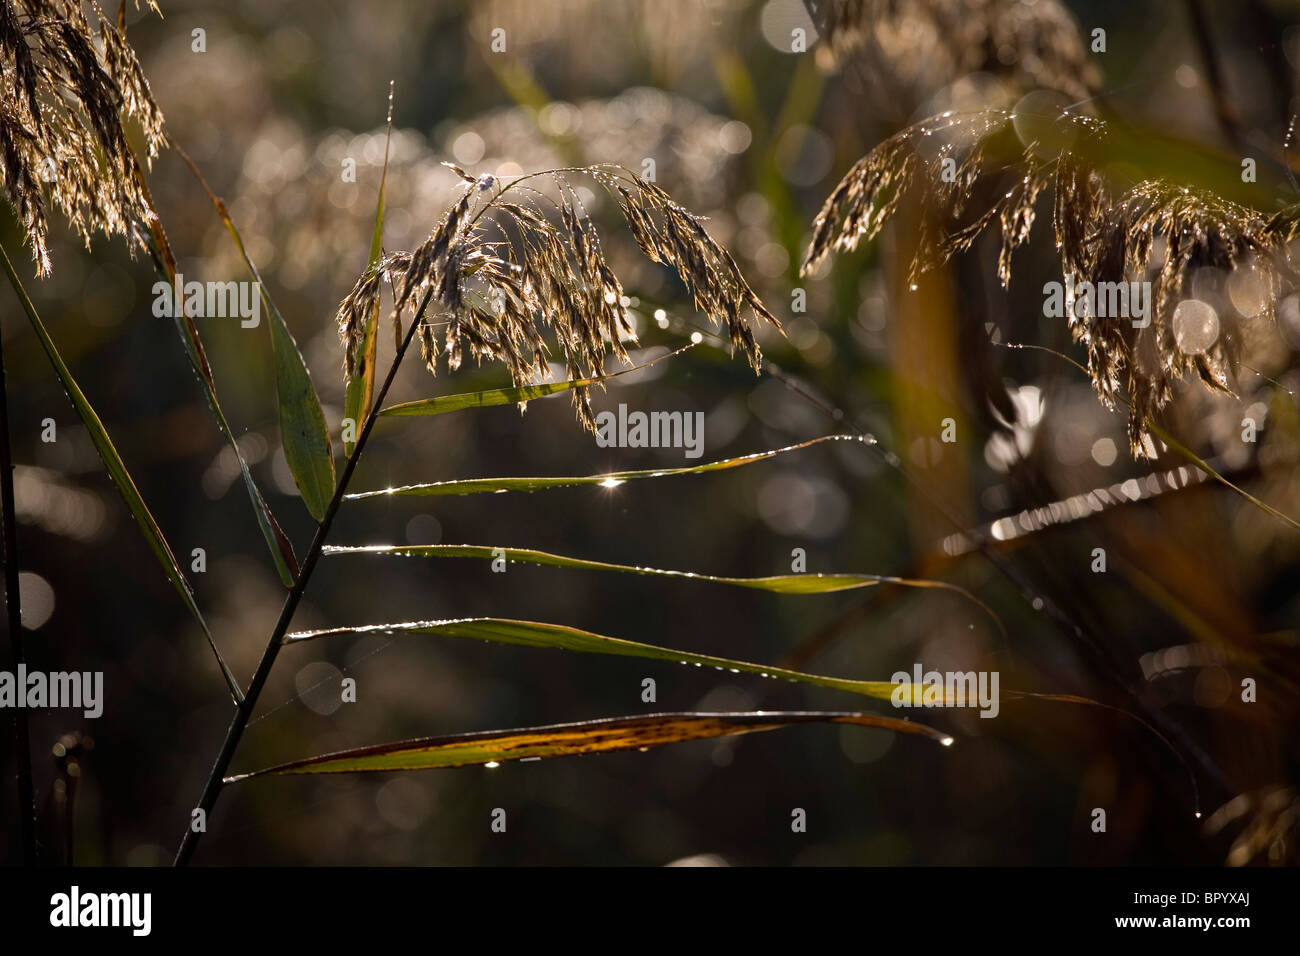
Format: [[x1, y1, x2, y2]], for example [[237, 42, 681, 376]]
[[0, 0, 165, 275], [336, 164, 780, 431], [803, 108, 1298, 456]]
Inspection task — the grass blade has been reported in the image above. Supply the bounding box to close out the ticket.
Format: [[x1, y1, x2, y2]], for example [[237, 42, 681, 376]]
[[1, 243, 243, 702], [368, 86, 394, 272], [347, 433, 871, 499], [270, 310, 336, 521], [342, 84, 394, 456], [226, 710, 952, 779], [176, 148, 336, 521], [1000, 342, 1300, 536], [1148, 420, 1300, 534], [326, 543, 915, 591], [287, 616, 917, 704], [378, 345, 691, 417], [134, 145, 299, 586], [322, 542, 1005, 635]]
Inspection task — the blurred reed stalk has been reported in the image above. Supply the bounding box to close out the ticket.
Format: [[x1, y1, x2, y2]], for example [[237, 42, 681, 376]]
[[0, 243, 37, 866]]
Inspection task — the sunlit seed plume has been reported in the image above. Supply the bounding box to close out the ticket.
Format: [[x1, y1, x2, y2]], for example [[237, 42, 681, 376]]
[[336, 164, 780, 432], [0, 0, 165, 275], [803, 108, 1297, 456]]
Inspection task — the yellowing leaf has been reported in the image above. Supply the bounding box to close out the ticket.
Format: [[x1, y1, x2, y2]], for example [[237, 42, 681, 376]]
[[226, 710, 952, 778]]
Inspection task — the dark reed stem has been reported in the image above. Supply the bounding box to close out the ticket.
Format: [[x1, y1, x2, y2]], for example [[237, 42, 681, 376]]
[[1183, 0, 1248, 150], [0, 242, 38, 866], [174, 289, 433, 866]]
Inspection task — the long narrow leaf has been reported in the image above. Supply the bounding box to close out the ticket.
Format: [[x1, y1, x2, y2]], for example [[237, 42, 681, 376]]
[[322, 542, 1004, 635], [1148, 420, 1300, 534], [325, 543, 918, 591], [1, 243, 243, 702], [347, 433, 870, 499], [269, 311, 336, 521], [177, 149, 336, 521], [135, 146, 298, 586], [287, 616, 928, 704], [378, 345, 691, 417], [226, 710, 952, 779], [1001, 342, 1300, 536], [342, 84, 394, 456]]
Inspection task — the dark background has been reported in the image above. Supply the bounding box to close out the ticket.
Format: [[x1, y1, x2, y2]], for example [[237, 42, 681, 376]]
[[2, 0, 1298, 865]]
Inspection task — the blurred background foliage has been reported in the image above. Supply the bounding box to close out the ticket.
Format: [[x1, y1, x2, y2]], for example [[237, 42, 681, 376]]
[[3, 0, 1299, 865]]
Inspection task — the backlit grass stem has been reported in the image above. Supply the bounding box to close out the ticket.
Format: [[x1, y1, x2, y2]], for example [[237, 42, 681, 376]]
[[174, 288, 433, 866]]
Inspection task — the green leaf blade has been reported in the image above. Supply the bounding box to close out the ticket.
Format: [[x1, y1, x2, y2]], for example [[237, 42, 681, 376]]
[[177, 148, 336, 522], [139, 151, 298, 586], [341, 84, 395, 457], [286, 616, 903, 702], [1, 244, 243, 701], [1148, 420, 1300, 534], [347, 434, 872, 498], [341, 324, 377, 459], [270, 312, 336, 521], [382, 376, 603, 417], [169, 302, 299, 585], [322, 543, 1007, 640], [378, 346, 690, 418], [327, 543, 877, 593]]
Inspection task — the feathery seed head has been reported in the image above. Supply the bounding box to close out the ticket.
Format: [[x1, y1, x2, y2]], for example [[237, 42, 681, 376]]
[[0, 0, 165, 275], [804, 109, 1297, 456], [336, 164, 779, 432]]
